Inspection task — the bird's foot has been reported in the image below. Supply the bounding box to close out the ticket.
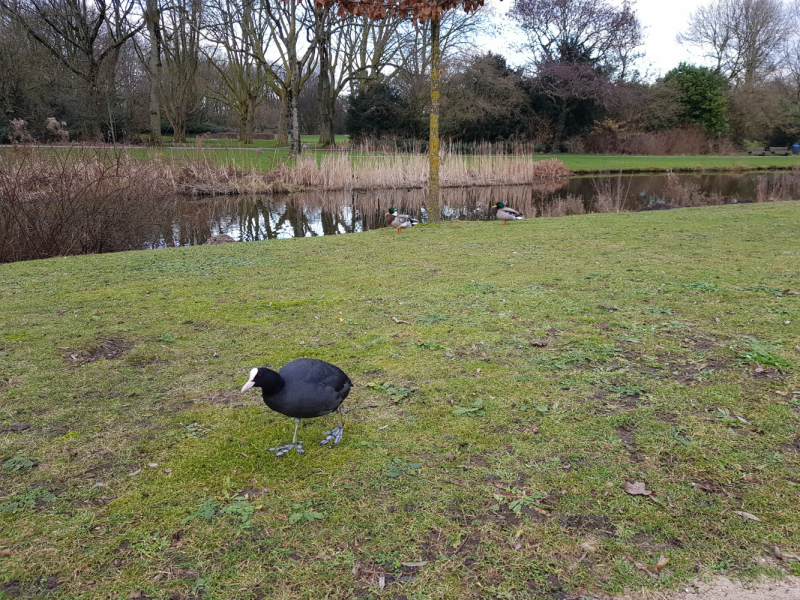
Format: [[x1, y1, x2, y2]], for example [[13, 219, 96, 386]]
[[268, 441, 305, 457], [320, 425, 343, 445]]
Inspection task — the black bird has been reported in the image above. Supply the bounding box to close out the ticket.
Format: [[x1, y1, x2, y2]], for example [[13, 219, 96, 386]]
[[240, 359, 352, 457]]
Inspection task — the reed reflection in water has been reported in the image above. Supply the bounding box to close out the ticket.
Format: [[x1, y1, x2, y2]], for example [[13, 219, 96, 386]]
[[158, 170, 793, 246]]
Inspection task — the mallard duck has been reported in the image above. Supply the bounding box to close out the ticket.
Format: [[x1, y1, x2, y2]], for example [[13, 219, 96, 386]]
[[490, 202, 523, 224], [385, 208, 418, 233], [241, 359, 352, 457]]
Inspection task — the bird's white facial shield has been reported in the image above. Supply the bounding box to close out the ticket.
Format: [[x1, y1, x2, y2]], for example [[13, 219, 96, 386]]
[[241, 367, 259, 392]]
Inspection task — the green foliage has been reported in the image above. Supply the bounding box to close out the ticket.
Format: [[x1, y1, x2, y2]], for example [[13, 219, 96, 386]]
[[219, 500, 255, 529], [289, 501, 325, 524], [668, 425, 692, 446], [664, 63, 729, 134], [2, 457, 37, 472], [452, 398, 485, 417], [367, 381, 419, 402], [683, 281, 718, 292], [182, 500, 222, 524], [736, 338, 791, 369], [345, 84, 421, 140], [183, 498, 254, 529], [385, 458, 422, 478], [0, 487, 56, 513]]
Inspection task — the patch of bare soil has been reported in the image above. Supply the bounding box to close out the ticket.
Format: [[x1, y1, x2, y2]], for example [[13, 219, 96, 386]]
[[67, 338, 133, 363], [620, 576, 800, 600]]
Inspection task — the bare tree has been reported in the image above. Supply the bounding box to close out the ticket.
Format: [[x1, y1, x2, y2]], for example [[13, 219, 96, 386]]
[[260, 0, 318, 155], [677, 0, 794, 86], [511, 0, 643, 81], [1, 0, 144, 138], [160, 0, 202, 142], [142, 0, 162, 143], [202, 0, 270, 144], [313, 11, 407, 146]]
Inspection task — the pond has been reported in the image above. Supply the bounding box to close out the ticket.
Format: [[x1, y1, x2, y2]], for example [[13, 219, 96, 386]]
[[156, 170, 797, 247]]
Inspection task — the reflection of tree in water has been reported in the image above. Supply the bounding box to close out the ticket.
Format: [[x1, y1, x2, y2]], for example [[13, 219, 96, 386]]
[[150, 173, 777, 247]]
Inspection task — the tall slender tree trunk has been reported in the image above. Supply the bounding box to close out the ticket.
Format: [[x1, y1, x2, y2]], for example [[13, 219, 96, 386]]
[[147, 2, 163, 145], [427, 17, 441, 224], [239, 103, 253, 144], [289, 54, 302, 156], [316, 7, 334, 148], [277, 91, 290, 146]]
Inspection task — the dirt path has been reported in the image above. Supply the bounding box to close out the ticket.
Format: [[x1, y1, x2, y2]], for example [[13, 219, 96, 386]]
[[622, 576, 800, 599]]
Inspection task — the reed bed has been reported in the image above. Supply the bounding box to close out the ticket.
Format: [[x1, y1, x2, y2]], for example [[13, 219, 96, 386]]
[[0, 149, 252, 261], [756, 167, 800, 202], [593, 172, 631, 213], [280, 153, 570, 190], [662, 172, 725, 207]]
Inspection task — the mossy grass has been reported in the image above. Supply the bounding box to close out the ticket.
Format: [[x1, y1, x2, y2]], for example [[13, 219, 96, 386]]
[[0, 203, 799, 598]]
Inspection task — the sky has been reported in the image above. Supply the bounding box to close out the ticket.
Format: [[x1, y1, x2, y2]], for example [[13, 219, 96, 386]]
[[485, 0, 704, 80]]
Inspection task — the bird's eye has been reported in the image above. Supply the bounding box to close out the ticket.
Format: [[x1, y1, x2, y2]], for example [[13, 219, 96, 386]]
[[255, 374, 261, 379]]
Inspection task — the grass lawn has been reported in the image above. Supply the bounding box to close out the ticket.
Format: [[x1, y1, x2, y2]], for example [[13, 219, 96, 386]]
[[552, 154, 800, 173], [1, 203, 799, 599]]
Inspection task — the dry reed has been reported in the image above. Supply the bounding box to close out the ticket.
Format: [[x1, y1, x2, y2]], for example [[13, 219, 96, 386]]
[[662, 172, 725, 207], [539, 194, 586, 218], [279, 152, 569, 191], [593, 172, 631, 213], [756, 167, 800, 202]]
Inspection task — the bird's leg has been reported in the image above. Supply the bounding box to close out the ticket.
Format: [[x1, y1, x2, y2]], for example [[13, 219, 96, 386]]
[[268, 418, 305, 457], [503, 220, 507, 225], [320, 408, 344, 446], [396, 228, 401, 234]]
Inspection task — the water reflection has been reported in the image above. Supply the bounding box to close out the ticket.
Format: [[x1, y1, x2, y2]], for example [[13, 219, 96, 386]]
[[155, 171, 789, 247]]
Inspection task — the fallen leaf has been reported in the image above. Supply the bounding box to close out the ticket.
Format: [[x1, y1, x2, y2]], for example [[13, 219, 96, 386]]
[[379, 573, 386, 589], [625, 481, 652, 496], [631, 558, 657, 578], [128, 592, 148, 600], [656, 554, 670, 570], [391, 317, 412, 325], [773, 546, 783, 560], [128, 469, 141, 477], [162, 468, 172, 474], [21, 531, 34, 538], [733, 510, 762, 522], [400, 561, 427, 567], [148, 463, 158, 468], [445, 453, 455, 461], [581, 540, 597, 553], [0, 549, 12, 557]]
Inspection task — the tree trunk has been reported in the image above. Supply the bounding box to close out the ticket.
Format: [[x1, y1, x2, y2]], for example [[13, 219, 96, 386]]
[[290, 54, 302, 156], [316, 7, 334, 148], [277, 91, 290, 146], [239, 103, 253, 144], [246, 94, 256, 144], [553, 104, 569, 150], [146, 0, 162, 145], [427, 17, 441, 224], [172, 115, 187, 143]]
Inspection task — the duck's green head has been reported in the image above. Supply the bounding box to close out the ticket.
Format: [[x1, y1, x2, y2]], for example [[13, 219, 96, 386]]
[[387, 207, 397, 215], [496, 202, 505, 209]]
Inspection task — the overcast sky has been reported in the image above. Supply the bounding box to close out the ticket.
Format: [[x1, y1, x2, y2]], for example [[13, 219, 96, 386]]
[[485, 0, 704, 80]]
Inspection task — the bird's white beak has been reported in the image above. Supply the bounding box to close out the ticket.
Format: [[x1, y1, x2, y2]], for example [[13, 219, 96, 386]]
[[241, 367, 258, 392]]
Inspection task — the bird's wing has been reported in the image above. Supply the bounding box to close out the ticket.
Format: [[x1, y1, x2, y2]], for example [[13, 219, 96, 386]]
[[506, 208, 522, 217]]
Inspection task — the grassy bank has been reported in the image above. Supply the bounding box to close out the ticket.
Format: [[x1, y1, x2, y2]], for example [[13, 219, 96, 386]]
[[1, 203, 799, 599], [142, 148, 800, 174]]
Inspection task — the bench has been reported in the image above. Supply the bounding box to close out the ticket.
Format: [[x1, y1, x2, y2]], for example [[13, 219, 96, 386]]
[[747, 146, 791, 156]]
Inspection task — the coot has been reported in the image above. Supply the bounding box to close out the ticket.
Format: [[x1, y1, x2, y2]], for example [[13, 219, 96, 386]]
[[241, 358, 352, 457]]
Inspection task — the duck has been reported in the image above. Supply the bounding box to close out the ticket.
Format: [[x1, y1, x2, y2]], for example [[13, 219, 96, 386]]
[[490, 202, 523, 224], [240, 358, 352, 457], [385, 208, 418, 233]]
